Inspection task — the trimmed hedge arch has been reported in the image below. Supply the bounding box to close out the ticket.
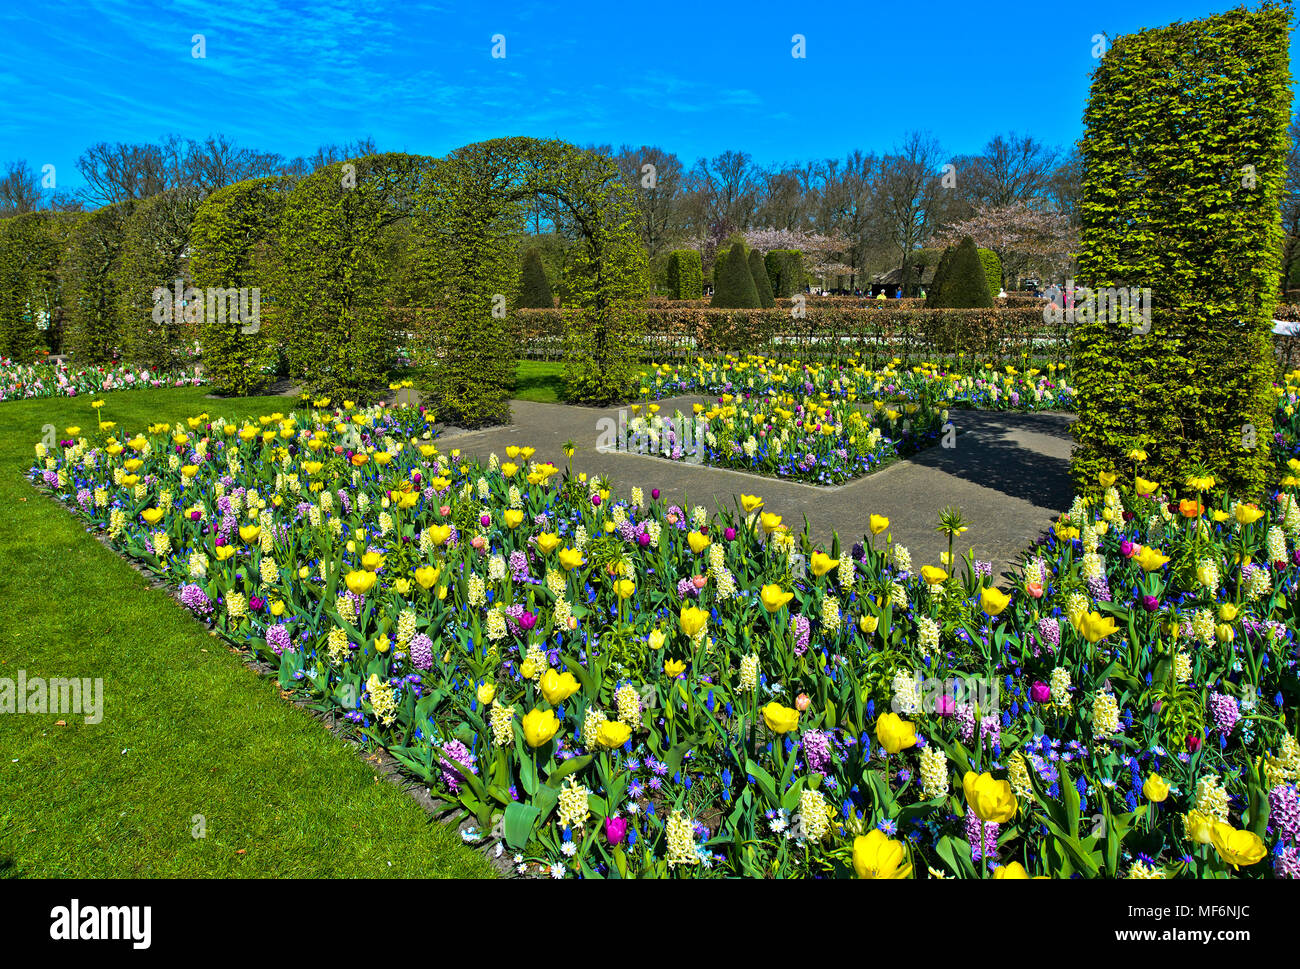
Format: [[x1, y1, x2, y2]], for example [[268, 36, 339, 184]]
[[414, 136, 647, 425], [0, 212, 78, 361], [190, 176, 292, 395], [278, 152, 429, 402], [114, 187, 205, 368], [64, 200, 135, 364]]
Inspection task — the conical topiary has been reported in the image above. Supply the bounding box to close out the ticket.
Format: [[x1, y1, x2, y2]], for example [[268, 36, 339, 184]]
[[925, 246, 955, 307], [748, 249, 775, 307], [711, 242, 761, 308], [519, 247, 554, 308]]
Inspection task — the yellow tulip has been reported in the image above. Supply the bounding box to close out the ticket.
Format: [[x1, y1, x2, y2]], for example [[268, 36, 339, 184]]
[[679, 605, 708, 638], [214, 545, 236, 561], [760, 511, 783, 533], [521, 708, 561, 747], [344, 570, 377, 595], [1074, 610, 1118, 644], [614, 579, 635, 599], [141, 508, 164, 525], [361, 550, 385, 572], [535, 532, 560, 554], [476, 683, 496, 705], [503, 509, 524, 529], [1185, 809, 1215, 844], [596, 720, 632, 748], [1218, 602, 1238, 622], [558, 547, 585, 571], [980, 586, 1010, 616], [740, 494, 764, 513], [962, 771, 1017, 823], [1134, 546, 1170, 572], [1234, 503, 1264, 525], [427, 524, 451, 546], [761, 701, 800, 734], [540, 669, 580, 706], [648, 628, 666, 650], [375, 635, 391, 654], [414, 565, 441, 590], [664, 658, 686, 677], [759, 584, 794, 613], [1135, 476, 1158, 496], [239, 525, 260, 544], [810, 551, 839, 576], [920, 565, 947, 586], [991, 862, 1033, 879], [1210, 822, 1266, 868], [1143, 773, 1170, 803], [852, 829, 912, 879], [859, 613, 879, 635], [687, 531, 711, 554], [875, 712, 917, 754], [869, 514, 891, 536], [1098, 471, 1116, 487]]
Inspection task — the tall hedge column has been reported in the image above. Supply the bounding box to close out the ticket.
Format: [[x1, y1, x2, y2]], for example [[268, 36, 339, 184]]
[[1072, 4, 1292, 497]]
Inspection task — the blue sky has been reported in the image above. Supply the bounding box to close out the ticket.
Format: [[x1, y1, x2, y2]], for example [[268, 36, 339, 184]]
[[2, 0, 1297, 194]]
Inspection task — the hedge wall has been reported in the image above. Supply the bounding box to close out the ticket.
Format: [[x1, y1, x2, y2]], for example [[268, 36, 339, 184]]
[[63, 200, 136, 364], [665, 249, 703, 299], [279, 152, 428, 402], [0, 212, 78, 361], [765, 249, 804, 297], [114, 187, 205, 368], [1073, 3, 1292, 497], [189, 176, 291, 395]]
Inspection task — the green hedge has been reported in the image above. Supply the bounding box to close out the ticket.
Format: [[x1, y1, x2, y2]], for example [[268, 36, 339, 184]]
[[927, 237, 993, 308], [0, 212, 78, 361], [114, 188, 205, 369], [518, 247, 554, 308], [665, 249, 703, 299], [748, 248, 775, 308], [977, 247, 1002, 297], [711, 241, 760, 308], [64, 201, 136, 364], [189, 176, 291, 396], [764, 249, 804, 297], [279, 153, 428, 402], [1073, 3, 1291, 497]]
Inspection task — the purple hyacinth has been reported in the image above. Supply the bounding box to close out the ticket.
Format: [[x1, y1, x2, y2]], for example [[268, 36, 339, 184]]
[[179, 583, 212, 615], [1086, 571, 1112, 602], [964, 807, 999, 863], [438, 739, 477, 793], [410, 633, 434, 671], [1208, 692, 1240, 737], [266, 624, 292, 655], [1269, 784, 1300, 845], [802, 728, 832, 774], [1037, 616, 1060, 650], [791, 614, 811, 657]]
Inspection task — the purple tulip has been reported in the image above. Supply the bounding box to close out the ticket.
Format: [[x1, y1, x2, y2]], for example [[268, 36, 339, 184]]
[[249, 596, 265, 612], [724, 527, 736, 541], [1141, 595, 1159, 612], [412, 472, 421, 484], [215, 536, 226, 547], [480, 514, 491, 527], [591, 495, 601, 506], [638, 532, 651, 547], [651, 489, 660, 500], [190, 510, 201, 521], [935, 693, 956, 717], [518, 611, 537, 632], [1119, 539, 1135, 558], [1030, 680, 1051, 704], [604, 816, 628, 845]]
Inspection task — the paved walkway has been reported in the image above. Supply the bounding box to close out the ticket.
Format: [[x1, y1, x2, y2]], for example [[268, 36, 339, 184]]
[[433, 395, 1076, 576]]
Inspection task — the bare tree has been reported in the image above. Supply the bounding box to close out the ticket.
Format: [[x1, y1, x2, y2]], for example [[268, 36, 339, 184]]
[[0, 160, 43, 216], [964, 133, 1061, 209], [75, 142, 167, 205], [613, 145, 685, 257], [877, 133, 947, 294]]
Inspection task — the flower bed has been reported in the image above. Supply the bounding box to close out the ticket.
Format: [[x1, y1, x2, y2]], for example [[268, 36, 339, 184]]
[[0, 356, 205, 402], [610, 357, 1074, 485], [27, 396, 1300, 879]]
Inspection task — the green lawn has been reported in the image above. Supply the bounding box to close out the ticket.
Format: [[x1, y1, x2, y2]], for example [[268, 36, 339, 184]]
[[0, 387, 494, 878], [513, 360, 658, 404]]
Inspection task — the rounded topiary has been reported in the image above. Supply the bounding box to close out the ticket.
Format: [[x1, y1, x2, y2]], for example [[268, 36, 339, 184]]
[[711, 241, 760, 308], [518, 247, 554, 308], [928, 237, 992, 308], [748, 249, 775, 308]]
